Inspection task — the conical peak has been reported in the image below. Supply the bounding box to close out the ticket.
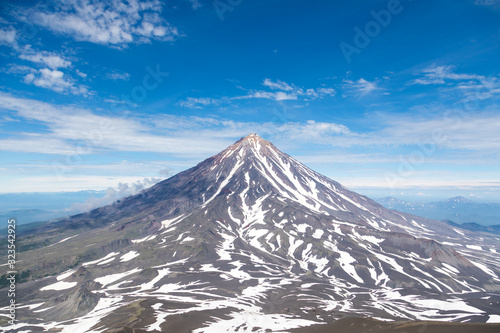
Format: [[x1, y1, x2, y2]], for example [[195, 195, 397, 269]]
[[234, 133, 278, 155], [239, 133, 265, 144], [244, 133, 261, 139], [212, 134, 282, 168]]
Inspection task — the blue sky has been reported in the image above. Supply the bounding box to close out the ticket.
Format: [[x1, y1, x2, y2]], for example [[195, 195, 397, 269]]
[[0, 0, 500, 203]]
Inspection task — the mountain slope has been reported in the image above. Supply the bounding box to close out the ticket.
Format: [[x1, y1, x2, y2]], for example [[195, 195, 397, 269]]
[[2, 134, 500, 332]]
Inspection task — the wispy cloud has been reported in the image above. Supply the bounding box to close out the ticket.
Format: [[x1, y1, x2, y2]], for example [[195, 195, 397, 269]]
[[104, 71, 131, 81], [179, 97, 223, 109], [0, 136, 77, 155], [305, 87, 336, 99], [410, 65, 500, 102], [179, 78, 336, 107], [0, 92, 354, 159], [0, 93, 231, 156], [243, 90, 299, 101], [255, 78, 336, 100], [2, 92, 500, 162], [0, 26, 17, 48], [187, 0, 202, 10], [18, 47, 71, 69], [263, 78, 295, 91], [75, 69, 87, 78], [412, 65, 484, 85], [342, 78, 380, 96], [474, 0, 500, 7], [377, 112, 500, 150]]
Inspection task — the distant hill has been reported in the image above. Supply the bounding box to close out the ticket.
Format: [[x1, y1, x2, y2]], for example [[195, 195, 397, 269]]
[[377, 196, 500, 226], [0, 190, 105, 211], [0, 209, 65, 225], [443, 220, 500, 235], [0, 191, 106, 225]]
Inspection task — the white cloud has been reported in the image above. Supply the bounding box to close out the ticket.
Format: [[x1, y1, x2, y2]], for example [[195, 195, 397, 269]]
[[306, 87, 336, 98], [259, 79, 335, 100], [263, 78, 295, 91], [412, 65, 485, 85], [104, 71, 131, 81], [67, 177, 161, 213], [5, 64, 33, 74], [103, 98, 136, 105], [0, 26, 17, 47], [244, 90, 299, 101], [378, 112, 500, 150], [22, 0, 179, 47], [1, 38, 89, 95], [342, 78, 379, 95], [180, 78, 336, 107], [475, 0, 500, 7], [0, 26, 88, 95], [18, 47, 71, 69], [22, 68, 89, 95], [7, 64, 90, 95], [187, 0, 202, 10], [273, 120, 352, 138], [456, 78, 500, 100], [76, 69, 87, 78], [410, 65, 500, 102], [178, 97, 222, 109], [243, 79, 303, 101]]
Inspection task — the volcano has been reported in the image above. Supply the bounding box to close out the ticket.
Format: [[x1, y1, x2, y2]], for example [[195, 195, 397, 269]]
[[2, 134, 500, 332]]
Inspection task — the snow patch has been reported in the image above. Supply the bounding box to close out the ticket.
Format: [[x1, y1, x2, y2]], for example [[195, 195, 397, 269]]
[[82, 252, 119, 267], [181, 236, 195, 243], [56, 269, 76, 281], [41, 281, 77, 291], [95, 268, 141, 287], [120, 251, 139, 262], [192, 311, 320, 333], [487, 315, 500, 323], [132, 235, 157, 244]]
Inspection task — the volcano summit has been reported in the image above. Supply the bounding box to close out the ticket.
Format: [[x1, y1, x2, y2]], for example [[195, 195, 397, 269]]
[[2, 134, 500, 332]]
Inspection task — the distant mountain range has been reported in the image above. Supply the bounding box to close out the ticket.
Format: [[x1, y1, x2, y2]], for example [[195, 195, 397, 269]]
[[376, 196, 500, 227]]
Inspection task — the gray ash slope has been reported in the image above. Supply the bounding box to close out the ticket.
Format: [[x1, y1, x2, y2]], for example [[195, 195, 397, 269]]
[[2, 134, 500, 332]]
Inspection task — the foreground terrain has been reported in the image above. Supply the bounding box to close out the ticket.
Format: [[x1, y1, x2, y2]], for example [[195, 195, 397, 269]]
[[291, 317, 500, 333]]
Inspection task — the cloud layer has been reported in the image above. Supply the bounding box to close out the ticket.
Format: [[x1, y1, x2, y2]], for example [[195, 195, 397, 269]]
[[2, 92, 500, 157]]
